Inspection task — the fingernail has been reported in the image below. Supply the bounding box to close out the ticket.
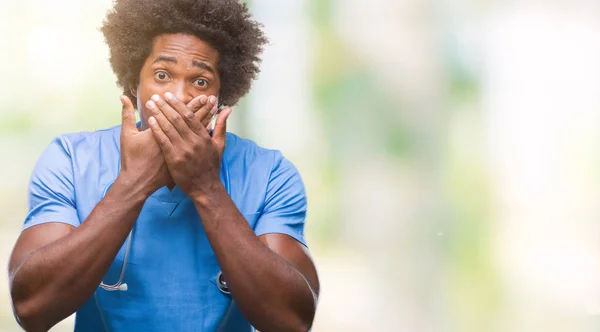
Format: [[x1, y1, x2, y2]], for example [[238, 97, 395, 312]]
[[209, 96, 217, 104], [200, 95, 208, 104], [120, 96, 125, 106], [148, 117, 156, 125], [146, 100, 155, 109], [165, 92, 173, 101], [211, 106, 218, 114], [151, 94, 160, 102]]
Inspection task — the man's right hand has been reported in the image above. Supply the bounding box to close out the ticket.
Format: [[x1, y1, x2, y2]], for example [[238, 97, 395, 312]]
[[118, 94, 216, 195], [118, 95, 172, 195]]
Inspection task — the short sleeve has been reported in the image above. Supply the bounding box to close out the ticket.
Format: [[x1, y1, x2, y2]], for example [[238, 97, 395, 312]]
[[23, 136, 80, 230], [254, 152, 307, 246]]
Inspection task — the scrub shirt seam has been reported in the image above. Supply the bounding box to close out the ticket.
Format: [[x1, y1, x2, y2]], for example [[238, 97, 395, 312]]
[[257, 150, 281, 217], [60, 135, 79, 214]]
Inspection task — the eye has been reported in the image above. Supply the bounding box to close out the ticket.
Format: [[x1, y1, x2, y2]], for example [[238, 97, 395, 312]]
[[154, 71, 170, 82], [193, 79, 208, 88]]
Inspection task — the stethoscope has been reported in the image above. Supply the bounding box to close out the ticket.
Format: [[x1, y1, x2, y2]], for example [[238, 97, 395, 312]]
[[98, 182, 132, 292], [99, 229, 132, 291], [97, 137, 232, 295], [98, 226, 228, 294]]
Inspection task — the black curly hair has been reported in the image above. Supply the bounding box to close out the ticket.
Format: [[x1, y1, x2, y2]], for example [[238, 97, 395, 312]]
[[101, 0, 268, 108]]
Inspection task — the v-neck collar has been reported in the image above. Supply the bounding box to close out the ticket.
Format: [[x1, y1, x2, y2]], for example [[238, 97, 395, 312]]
[[152, 185, 186, 216]]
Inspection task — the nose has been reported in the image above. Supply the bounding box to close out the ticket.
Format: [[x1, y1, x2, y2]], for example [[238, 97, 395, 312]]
[[172, 81, 194, 105]]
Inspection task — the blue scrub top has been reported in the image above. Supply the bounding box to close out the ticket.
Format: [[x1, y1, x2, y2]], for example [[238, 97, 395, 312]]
[[23, 125, 308, 331]]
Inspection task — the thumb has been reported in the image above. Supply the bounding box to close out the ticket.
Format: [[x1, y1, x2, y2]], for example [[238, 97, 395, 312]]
[[120, 95, 137, 135], [213, 108, 231, 149]]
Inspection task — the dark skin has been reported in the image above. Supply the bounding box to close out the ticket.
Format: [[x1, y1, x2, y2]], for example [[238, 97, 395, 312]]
[[9, 34, 319, 332]]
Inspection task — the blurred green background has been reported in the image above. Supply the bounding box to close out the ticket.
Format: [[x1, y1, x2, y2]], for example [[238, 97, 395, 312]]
[[2, 0, 600, 331]]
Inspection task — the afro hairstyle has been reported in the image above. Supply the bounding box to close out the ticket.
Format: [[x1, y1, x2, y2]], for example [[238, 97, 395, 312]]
[[101, 0, 268, 108]]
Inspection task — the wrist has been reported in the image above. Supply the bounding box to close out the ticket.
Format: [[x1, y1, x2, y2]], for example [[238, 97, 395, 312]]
[[113, 173, 153, 202], [190, 181, 227, 207]]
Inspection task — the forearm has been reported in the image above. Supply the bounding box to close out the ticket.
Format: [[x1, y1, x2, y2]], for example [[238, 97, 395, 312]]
[[193, 185, 316, 332], [10, 176, 150, 331]]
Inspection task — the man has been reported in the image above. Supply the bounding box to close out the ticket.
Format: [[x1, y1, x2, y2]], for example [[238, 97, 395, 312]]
[[8, 0, 319, 331]]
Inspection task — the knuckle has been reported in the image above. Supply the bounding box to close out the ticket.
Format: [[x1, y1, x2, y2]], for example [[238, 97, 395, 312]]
[[184, 111, 195, 120], [122, 110, 134, 119], [189, 102, 200, 111], [170, 114, 182, 124]]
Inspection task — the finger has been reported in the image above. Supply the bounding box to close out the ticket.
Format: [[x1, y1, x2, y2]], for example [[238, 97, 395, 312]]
[[188, 95, 212, 132], [120, 95, 137, 136], [148, 116, 174, 156], [188, 95, 213, 133], [146, 99, 182, 144], [200, 104, 218, 129], [213, 108, 231, 149], [151, 94, 190, 139], [165, 92, 204, 135], [187, 95, 208, 113], [196, 95, 218, 128]]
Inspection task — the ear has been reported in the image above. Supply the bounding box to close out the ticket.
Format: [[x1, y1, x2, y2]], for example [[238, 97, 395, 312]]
[[128, 86, 140, 111]]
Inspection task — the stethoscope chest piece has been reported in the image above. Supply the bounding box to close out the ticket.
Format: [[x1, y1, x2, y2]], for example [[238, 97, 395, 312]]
[[216, 271, 230, 295]]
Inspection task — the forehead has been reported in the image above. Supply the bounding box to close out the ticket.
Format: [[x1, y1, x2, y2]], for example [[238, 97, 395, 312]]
[[149, 33, 219, 65]]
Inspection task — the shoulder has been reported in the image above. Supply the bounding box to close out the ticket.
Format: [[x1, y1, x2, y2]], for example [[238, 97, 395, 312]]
[[34, 125, 119, 165], [35, 125, 121, 185], [223, 133, 304, 212], [223, 132, 285, 173], [56, 124, 121, 152]]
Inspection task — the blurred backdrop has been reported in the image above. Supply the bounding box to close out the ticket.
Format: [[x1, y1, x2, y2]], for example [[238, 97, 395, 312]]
[[1, 0, 600, 331]]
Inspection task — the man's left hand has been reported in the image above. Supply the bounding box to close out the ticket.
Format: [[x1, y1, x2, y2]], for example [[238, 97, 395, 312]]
[[146, 92, 232, 200]]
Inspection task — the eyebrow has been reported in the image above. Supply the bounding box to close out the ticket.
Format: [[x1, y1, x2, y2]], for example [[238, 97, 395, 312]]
[[152, 56, 216, 75], [192, 60, 215, 75]]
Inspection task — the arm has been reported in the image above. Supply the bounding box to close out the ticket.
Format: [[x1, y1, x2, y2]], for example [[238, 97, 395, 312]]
[[8, 95, 172, 331], [146, 92, 319, 332], [9, 178, 150, 332], [194, 188, 319, 332]]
